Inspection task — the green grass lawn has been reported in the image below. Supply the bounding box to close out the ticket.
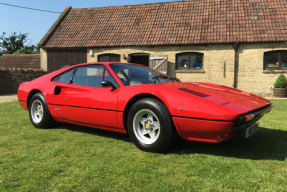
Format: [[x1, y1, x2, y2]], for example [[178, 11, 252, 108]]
[[0, 100, 286, 191]]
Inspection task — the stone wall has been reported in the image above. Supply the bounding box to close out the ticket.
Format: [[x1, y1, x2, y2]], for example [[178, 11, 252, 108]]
[[237, 43, 287, 97], [87, 45, 235, 90], [87, 46, 178, 77], [0, 68, 46, 95]]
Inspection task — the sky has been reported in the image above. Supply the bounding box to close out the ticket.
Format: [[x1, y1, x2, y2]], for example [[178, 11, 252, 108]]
[[0, 0, 179, 46]]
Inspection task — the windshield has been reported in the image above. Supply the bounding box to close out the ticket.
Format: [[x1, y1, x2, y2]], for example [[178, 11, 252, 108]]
[[109, 64, 180, 86]]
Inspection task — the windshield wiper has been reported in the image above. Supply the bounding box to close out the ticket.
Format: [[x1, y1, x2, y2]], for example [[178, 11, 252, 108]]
[[152, 75, 169, 83], [152, 75, 169, 80], [152, 75, 181, 83]]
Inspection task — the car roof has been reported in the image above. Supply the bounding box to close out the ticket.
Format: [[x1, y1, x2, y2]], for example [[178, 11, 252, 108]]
[[61, 62, 141, 69]]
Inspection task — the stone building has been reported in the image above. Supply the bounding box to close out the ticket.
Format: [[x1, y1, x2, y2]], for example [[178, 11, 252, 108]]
[[38, 0, 287, 97]]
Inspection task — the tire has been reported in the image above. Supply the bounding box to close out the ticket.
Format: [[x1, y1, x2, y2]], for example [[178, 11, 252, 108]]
[[28, 93, 55, 128], [127, 98, 178, 153]]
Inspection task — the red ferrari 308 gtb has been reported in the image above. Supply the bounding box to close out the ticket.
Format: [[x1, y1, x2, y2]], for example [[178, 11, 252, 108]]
[[17, 62, 273, 152]]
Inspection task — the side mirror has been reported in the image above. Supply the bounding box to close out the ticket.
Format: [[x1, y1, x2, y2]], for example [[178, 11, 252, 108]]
[[101, 80, 117, 90]]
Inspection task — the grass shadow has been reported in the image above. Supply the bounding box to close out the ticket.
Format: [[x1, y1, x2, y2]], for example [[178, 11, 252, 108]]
[[168, 127, 287, 161]]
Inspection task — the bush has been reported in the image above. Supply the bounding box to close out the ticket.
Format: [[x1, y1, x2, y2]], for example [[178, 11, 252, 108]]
[[274, 74, 287, 88]]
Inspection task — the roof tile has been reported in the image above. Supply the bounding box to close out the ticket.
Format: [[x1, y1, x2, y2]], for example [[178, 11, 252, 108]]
[[42, 0, 287, 48], [0, 54, 40, 69]]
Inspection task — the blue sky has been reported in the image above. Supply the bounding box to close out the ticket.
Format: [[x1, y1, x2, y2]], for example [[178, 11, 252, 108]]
[[1, 0, 178, 46]]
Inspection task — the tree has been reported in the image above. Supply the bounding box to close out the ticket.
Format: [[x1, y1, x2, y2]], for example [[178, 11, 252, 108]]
[[0, 31, 30, 56], [13, 45, 40, 54]]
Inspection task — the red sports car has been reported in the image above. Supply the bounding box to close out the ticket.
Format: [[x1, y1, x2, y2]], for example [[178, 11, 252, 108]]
[[17, 62, 273, 152]]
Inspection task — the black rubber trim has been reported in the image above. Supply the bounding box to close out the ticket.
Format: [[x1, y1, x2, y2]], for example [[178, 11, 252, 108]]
[[47, 103, 124, 112], [253, 103, 274, 116], [172, 115, 234, 122], [234, 103, 274, 127]]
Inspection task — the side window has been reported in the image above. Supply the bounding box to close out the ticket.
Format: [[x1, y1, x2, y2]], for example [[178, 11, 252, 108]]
[[72, 65, 118, 88], [73, 66, 104, 87], [51, 69, 74, 83], [59, 70, 74, 83]]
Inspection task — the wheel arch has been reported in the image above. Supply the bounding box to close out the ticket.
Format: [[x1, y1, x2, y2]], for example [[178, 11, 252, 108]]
[[27, 89, 43, 109], [123, 93, 168, 133]]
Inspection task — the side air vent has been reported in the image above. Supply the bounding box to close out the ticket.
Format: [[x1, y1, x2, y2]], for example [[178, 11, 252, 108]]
[[54, 86, 61, 95]]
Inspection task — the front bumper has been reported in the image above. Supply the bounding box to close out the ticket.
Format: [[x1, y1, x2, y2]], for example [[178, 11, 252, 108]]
[[172, 103, 274, 143], [172, 117, 234, 143]]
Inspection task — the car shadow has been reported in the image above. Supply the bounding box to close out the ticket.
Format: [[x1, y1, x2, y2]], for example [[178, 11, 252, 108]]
[[168, 126, 287, 161], [53, 122, 131, 143], [53, 123, 287, 161]]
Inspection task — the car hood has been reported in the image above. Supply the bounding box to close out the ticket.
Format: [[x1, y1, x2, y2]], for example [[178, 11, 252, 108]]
[[158, 81, 271, 114]]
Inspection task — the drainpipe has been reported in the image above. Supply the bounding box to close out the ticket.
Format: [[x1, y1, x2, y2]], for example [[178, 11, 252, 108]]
[[232, 43, 239, 88]]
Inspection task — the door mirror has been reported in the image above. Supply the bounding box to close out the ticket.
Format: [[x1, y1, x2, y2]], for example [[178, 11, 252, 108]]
[[101, 80, 117, 90]]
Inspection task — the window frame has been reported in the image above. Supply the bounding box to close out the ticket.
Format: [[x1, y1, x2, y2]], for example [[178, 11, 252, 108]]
[[264, 50, 287, 70], [98, 53, 121, 62], [176, 52, 204, 70]]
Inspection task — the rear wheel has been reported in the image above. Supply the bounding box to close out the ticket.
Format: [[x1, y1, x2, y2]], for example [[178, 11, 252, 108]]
[[29, 93, 55, 128], [127, 98, 178, 153]]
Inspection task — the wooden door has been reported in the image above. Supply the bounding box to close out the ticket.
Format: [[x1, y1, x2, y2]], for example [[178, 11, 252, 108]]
[[47, 49, 87, 73], [149, 55, 168, 74]]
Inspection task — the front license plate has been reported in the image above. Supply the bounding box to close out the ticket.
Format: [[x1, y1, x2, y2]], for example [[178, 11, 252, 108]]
[[245, 123, 259, 138]]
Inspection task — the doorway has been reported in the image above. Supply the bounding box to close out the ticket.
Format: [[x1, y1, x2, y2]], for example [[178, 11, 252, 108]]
[[129, 53, 150, 67]]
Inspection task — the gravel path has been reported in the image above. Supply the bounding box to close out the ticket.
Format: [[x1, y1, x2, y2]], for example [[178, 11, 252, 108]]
[[0, 94, 18, 103]]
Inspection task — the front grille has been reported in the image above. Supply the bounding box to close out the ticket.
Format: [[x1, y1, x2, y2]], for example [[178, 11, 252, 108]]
[[231, 114, 263, 132]]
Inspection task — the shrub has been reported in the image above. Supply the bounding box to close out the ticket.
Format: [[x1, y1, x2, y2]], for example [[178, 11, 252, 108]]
[[274, 74, 287, 88]]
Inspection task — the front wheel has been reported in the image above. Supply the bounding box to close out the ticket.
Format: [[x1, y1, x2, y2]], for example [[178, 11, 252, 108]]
[[29, 93, 55, 128], [127, 98, 178, 153]]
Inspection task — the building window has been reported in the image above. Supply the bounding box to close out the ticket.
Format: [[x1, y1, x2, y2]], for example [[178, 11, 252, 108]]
[[176, 52, 203, 70], [98, 54, 120, 62], [264, 51, 287, 70]]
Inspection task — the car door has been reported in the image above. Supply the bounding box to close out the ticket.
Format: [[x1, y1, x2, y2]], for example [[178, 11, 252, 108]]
[[47, 68, 76, 121], [61, 65, 120, 129]]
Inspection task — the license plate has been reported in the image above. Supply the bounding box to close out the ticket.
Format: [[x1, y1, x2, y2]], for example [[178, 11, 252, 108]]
[[245, 123, 259, 138]]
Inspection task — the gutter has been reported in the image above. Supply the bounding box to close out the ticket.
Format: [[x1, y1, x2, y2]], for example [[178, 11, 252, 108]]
[[232, 43, 239, 88]]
